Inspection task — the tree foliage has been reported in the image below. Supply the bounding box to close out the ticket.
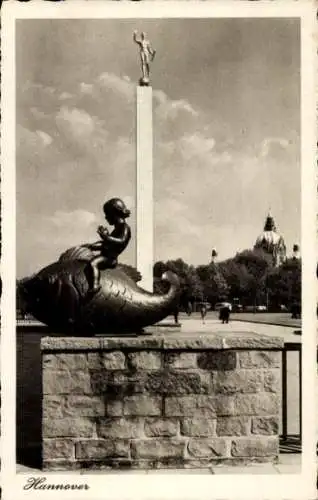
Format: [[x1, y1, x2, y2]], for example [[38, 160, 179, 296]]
[[266, 257, 301, 308], [196, 263, 229, 305], [154, 250, 301, 310]]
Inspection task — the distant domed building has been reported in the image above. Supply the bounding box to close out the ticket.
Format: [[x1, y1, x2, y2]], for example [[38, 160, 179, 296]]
[[254, 212, 287, 267]]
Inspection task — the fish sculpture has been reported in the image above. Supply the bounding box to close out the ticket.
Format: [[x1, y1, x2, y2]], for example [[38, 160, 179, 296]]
[[19, 245, 181, 335]]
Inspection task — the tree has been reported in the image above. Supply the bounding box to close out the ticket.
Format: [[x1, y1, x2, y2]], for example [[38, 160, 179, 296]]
[[196, 263, 229, 306], [153, 276, 169, 295], [266, 257, 301, 309], [266, 268, 288, 309], [186, 265, 204, 302], [218, 259, 251, 303], [233, 249, 272, 279], [153, 259, 203, 310], [16, 277, 34, 318], [153, 261, 167, 278], [218, 249, 273, 306]]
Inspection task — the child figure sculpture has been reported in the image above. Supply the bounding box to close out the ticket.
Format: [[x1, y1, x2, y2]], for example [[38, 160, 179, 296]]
[[87, 198, 131, 293]]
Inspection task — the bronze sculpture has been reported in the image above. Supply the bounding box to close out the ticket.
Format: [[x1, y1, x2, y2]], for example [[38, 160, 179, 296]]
[[133, 31, 156, 86], [19, 199, 180, 335]]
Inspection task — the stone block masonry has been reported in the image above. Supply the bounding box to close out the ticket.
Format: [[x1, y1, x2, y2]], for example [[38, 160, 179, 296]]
[[41, 332, 283, 470]]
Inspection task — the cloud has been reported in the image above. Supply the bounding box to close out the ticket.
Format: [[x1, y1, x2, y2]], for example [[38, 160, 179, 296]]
[[50, 209, 97, 229], [153, 89, 200, 142], [59, 91, 73, 100], [260, 137, 290, 158], [17, 125, 54, 157], [36, 130, 53, 146], [154, 197, 203, 263], [178, 134, 216, 159], [154, 89, 198, 122], [17, 71, 299, 275], [56, 106, 96, 138], [97, 72, 134, 102], [153, 126, 296, 265], [79, 82, 94, 95], [20, 81, 59, 112], [17, 74, 140, 277], [30, 107, 49, 121]]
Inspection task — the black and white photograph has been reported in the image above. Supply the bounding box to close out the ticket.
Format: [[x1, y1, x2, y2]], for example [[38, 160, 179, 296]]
[[1, 2, 317, 500]]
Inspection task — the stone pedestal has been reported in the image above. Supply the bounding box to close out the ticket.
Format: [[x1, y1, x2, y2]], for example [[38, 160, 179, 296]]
[[136, 85, 153, 292], [41, 331, 283, 471]]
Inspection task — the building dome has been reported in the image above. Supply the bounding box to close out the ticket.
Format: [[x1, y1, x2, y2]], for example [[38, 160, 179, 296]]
[[254, 213, 286, 266]]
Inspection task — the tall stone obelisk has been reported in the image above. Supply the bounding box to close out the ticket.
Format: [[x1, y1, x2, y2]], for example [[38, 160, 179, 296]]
[[136, 85, 153, 291], [134, 31, 156, 292]]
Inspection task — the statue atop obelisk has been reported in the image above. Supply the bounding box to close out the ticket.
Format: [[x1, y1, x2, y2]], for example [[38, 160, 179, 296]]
[[133, 30, 156, 86]]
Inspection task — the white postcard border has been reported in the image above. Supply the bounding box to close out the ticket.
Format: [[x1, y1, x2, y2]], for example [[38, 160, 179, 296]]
[[1, 2, 317, 499]]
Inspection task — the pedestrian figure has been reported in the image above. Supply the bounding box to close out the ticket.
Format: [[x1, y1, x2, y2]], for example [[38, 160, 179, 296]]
[[200, 303, 207, 324], [173, 307, 180, 325], [219, 306, 230, 324], [186, 301, 192, 316], [291, 302, 301, 319]]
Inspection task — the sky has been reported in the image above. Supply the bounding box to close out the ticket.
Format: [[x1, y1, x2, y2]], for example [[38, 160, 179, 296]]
[[16, 18, 300, 278]]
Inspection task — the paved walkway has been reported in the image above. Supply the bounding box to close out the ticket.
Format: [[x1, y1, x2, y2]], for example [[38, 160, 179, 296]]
[[169, 313, 302, 343]]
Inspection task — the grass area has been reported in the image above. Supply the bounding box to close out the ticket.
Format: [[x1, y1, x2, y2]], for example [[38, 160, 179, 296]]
[[229, 312, 301, 328], [178, 311, 301, 328]]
